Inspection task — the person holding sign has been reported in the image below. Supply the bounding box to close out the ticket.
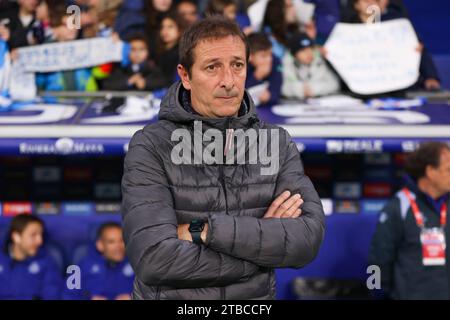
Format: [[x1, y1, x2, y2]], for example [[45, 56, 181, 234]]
[[342, 0, 441, 91], [282, 32, 340, 100], [369, 142, 450, 299]]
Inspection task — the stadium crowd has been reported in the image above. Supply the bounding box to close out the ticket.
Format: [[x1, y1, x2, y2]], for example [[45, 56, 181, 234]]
[[0, 0, 442, 100]]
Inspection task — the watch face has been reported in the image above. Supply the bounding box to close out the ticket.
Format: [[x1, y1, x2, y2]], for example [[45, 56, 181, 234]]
[[189, 221, 204, 232]]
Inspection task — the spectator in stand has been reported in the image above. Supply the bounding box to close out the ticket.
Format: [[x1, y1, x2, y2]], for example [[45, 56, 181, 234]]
[[205, 0, 253, 34], [34, 0, 68, 43], [0, 214, 63, 300], [282, 32, 340, 99], [245, 32, 282, 107], [82, 0, 123, 38], [63, 222, 134, 300], [155, 12, 185, 85], [342, 0, 441, 91], [144, 0, 175, 61], [0, 0, 44, 49], [102, 34, 168, 91], [261, 0, 301, 59], [306, 0, 341, 43], [114, 0, 147, 39], [176, 0, 200, 27], [35, 14, 98, 91]]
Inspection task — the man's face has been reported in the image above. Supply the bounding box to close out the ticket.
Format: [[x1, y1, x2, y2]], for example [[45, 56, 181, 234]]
[[295, 47, 314, 65], [178, 35, 247, 118], [177, 2, 198, 25], [129, 40, 149, 65], [250, 49, 273, 71], [428, 149, 450, 195], [96, 227, 125, 263], [12, 222, 43, 258], [18, 0, 39, 13]]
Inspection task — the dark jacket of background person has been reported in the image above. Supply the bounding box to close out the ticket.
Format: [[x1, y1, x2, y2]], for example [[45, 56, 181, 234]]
[[155, 44, 179, 87], [0, 7, 44, 49], [246, 55, 283, 108], [0, 247, 62, 300], [63, 248, 134, 300], [121, 81, 325, 300], [101, 62, 169, 91], [114, 0, 146, 39], [369, 177, 450, 299]]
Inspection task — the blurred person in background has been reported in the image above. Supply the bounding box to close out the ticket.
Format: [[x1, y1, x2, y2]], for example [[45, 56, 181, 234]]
[[82, 0, 123, 38], [342, 0, 441, 91], [144, 0, 174, 61], [261, 0, 301, 59], [205, 0, 253, 34], [0, 0, 44, 49], [102, 33, 168, 91], [176, 0, 200, 27], [63, 222, 134, 300], [369, 142, 450, 299], [155, 12, 184, 85], [245, 32, 282, 107], [0, 214, 62, 300], [282, 32, 340, 99]]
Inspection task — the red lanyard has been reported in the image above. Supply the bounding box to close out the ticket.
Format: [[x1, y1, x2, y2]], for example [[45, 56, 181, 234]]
[[403, 188, 447, 228]]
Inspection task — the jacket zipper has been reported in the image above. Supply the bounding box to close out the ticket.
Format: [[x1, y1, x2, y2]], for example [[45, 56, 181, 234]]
[[220, 119, 233, 301], [220, 118, 233, 216]]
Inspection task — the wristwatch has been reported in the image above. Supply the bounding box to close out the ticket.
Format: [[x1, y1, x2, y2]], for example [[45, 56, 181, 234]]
[[189, 220, 205, 244]]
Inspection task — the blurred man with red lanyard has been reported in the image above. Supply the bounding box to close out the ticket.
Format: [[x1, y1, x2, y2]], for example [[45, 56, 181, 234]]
[[370, 142, 450, 299]]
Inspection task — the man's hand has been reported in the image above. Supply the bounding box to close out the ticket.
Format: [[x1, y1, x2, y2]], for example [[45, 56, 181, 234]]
[[177, 223, 209, 243], [258, 89, 271, 104], [264, 191, 303, 219], [424, 78, 441, 91], [115, 293, 132, 300], [128, 74, 146, 90], [91, 295, 107, 300], [303, 83, 313, 98]]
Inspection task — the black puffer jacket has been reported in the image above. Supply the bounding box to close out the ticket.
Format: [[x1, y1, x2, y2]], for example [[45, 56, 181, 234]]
[[121, 81, 325, 300]]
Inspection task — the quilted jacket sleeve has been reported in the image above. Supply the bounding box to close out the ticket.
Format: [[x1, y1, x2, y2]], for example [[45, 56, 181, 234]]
[[122, 129, 260, 288], [205, 130, 325, 268]]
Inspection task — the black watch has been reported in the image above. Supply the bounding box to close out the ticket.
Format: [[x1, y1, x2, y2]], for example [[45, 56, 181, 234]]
[[189, 220, 205, 244]]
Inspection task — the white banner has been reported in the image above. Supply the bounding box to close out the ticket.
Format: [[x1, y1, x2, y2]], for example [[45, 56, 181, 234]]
[[324, 19, 421, 95], [9, 37, 124, 101], [17, 37, 123, 73]]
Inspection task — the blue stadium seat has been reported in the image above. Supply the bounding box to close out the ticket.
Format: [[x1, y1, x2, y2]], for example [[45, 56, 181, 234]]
[[46, 242, 66, 274]]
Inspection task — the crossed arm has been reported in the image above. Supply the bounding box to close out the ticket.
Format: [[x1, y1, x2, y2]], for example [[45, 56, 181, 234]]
[[122, 130, 324, 288]]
